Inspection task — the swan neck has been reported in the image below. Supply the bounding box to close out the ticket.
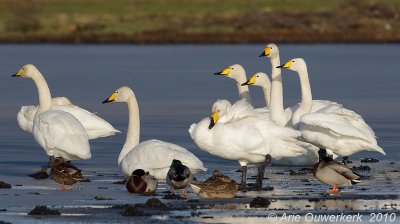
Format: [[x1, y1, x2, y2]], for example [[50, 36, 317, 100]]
[[119, 93, 140, 164], [262, 86, 271, 108], [269, 56, 286, 126], [32, 71, 52, 114], [293, 67, 313, 125], [234, 71, 252, 104]]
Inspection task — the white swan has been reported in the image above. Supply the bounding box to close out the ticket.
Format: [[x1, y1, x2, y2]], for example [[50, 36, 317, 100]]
[[17, 98, 119, 140], [259, 43, 336, 127], [102, 86, 206, 180], [215, 62, 322, 166], [12, 64, 91, 162], [278, 58, 385, 162], [189, 99, 310, 190], [214, 64, 252, 104]]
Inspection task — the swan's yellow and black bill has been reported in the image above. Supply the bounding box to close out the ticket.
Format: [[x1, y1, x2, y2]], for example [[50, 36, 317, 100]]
[[102, 92, 116, 104], [208, 112, 219, 129], [276, 60, 292, 69], [214, 67, 231, 76], [12, 68, 23, 77], [259, 48, 270, 57], [241, 76, 256, 86]]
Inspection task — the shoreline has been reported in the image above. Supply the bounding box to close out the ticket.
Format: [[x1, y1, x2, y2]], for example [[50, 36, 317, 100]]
[[1, 31, 399, 44]]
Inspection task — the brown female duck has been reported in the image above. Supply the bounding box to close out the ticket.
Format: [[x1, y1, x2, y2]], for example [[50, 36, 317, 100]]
[[190, 170, 238, 199], [50, 157, 83, 190]]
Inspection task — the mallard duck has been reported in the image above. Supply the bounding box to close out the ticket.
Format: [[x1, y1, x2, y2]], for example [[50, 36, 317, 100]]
[[313, 150, 361, 194], [190, 170, 238, 199], [166, 159, 193, 197], [50, 157, 84, 190], [126, 169, 158, 195]]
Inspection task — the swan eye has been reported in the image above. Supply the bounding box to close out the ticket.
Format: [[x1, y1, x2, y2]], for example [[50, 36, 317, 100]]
[[292, 61, 295, 62], [256, 76, 259, 77], [231, 68, 234, 70], [116, 91, 119, 93], [270, 47, 273, 49]]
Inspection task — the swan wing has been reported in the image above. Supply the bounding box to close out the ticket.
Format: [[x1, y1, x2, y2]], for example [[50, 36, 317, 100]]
[[33, 110, 91, 160], [52, 105, 120, 139], [121, 139, 205, 179], [17, 105, 38, 132]]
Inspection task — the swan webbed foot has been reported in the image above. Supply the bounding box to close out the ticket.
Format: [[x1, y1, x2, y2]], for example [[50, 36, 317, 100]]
[[253, 154, 272, 191]]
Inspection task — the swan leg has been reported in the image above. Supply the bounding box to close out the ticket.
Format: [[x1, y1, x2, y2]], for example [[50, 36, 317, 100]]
[[253, 154, 272, 191], [239, 166, 247, 192], [342, 156, 349, 166], [318, 148, 327, 161]]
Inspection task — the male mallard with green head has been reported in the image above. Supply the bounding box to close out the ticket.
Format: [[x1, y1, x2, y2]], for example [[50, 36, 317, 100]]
[[313, 149, 361, 194], [126, 169, 158, 195], [166, 159, 193, 197]]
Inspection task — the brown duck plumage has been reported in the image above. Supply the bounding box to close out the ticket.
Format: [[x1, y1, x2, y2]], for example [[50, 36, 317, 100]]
[[50, 157, 83, 190], [190, 170, 238, 199]]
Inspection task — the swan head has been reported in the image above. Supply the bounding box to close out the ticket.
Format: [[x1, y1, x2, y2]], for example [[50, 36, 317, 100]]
[[259, 43, 279, 58], [277, 58, 307, 72], [209, 100, 231, 129], [214, 64, 245, 82], [12, 64, 40, 79], [241, 72, 271, 89], [102, 86, 134, 104]]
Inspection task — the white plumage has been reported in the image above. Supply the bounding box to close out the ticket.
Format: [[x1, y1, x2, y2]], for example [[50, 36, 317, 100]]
[[33, 110, 91, 160], [280, 58, 385, 158], [13, 64, 91, 162], [189, 99, 310, 167], [102, 86, 206, 180], [17, 97, 119, 140], [120, 139, 206, 180]]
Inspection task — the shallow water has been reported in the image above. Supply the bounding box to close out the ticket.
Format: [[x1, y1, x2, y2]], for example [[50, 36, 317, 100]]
[[0, 44, 399, 223]]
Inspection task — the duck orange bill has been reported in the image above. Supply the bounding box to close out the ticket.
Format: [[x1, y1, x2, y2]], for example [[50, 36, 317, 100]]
[[102, 92, 116, 104]]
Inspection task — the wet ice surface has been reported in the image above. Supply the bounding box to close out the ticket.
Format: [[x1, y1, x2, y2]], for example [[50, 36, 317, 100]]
[[0, 158, 399, 223], [1, 44, 400, 223]]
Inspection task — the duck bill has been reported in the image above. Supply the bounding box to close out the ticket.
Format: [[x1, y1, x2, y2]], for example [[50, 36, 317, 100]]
[[102, 93, 116, 104]]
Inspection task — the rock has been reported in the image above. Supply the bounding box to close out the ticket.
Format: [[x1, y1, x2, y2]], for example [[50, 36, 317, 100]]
[[28, 205, 60, 216], [352, 165, 371, 171], [360, 158, 379, 163], [143, 198, 169, 209], [0, 182, 11, 189], [121, 206, 145, 216], [289, 169, 306, 175], [0, 221, 11, 224], [113, 180, 127, 185], [162, 193, 185, 200], [94, 195, 112, 200], [249, 196, 270, 208], [80, 179, 91, 182]]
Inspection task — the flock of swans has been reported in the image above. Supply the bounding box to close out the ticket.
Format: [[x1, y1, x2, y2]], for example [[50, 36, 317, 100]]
[[12, 43, 385, 194]]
